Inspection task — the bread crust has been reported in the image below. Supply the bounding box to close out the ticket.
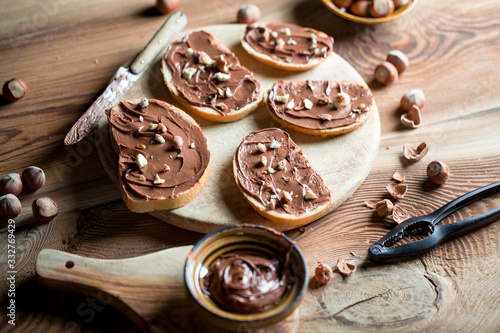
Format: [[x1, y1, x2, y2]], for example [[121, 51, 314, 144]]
[[109, 99, 211, 213]]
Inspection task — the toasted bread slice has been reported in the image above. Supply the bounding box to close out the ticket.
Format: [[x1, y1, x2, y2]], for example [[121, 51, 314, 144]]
[[265, 80, 375, 136], [241, 23, 334, 71], [107, 99, 211, 213], [233, 128, 333, 225], [161, 30, 263, 123]]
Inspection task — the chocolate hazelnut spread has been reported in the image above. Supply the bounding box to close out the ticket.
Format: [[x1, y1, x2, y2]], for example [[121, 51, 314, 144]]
[[203, 252, 292, 314], [267, 80, 374, 130], [244, 23, 334, 64], [107, 99, 210, 200], [164, 30, 262, 115], [235, 128, 331, 216]]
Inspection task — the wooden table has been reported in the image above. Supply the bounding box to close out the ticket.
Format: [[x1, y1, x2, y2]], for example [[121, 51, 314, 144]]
[[1, 0, 499, 331]]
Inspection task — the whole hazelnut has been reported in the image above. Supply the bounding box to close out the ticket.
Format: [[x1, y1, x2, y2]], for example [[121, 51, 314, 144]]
[[333, 0, 353, 8], [0, 173, 23, 196], [22, 166, 46, 191], [315, 263, 333, 285], [369, 0, 395, 18], [2, 78, 27, 102], [386, 50, 409, 73], [155, 0, 179, 15], [32, 197, 59, 222], [400, 89, 425, 111], [375, 61, 398, 85], [427, 160, 450, 185], [0, 194, 22, 219], [350, 1, 371, 17], [237, 4, 261, 24]]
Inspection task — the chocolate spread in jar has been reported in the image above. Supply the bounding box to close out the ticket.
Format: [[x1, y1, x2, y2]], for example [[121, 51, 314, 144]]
[[235, 128, 331, 216], [267, 80, 374, 130], [203, 252, 293, 314], [164, 30, 262, 115], [107, 99, 210, 200], [244, 23, 334, 64]]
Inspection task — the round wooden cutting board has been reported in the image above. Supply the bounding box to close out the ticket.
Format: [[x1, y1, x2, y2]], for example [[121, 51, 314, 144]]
[[96, 24, 380, 233]]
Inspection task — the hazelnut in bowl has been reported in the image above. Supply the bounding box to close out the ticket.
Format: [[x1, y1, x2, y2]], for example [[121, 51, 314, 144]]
[[320, 0, 419, 24], [184, 224, 308, 331]]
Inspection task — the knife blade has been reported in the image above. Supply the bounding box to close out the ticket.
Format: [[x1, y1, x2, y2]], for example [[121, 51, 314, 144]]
[[64, 11, 187, 145]]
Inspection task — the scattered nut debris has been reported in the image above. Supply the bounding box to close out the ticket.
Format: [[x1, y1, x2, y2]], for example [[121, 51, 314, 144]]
[[386, 182, 408, 199], [403, 142, 428, 162], [315, 263, 333, 285], [376, 199, 394, 216], [350, 251, 356, 256], [336, 258, 356, 276], [392, 204, 411, 224], [364, 199, 378, 209], [299, 226, 307, 233], [392, 171, 405, 182], [401, 105, 422, 128]]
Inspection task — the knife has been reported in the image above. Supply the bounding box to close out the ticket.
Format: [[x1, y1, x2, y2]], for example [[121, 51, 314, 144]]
[[64, 11, 187, 145]]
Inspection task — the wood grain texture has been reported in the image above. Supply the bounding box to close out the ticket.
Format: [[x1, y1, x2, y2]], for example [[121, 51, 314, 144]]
[[1, 0, 499, 332]]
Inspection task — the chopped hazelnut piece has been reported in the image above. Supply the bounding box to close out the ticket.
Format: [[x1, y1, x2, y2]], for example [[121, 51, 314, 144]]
[[267, 198, 277, 210], [177, 153, 184, 159], [376, 199, 394, 217], [182, 67, 197, 80], [336, 259, 356, 276], [257, 143, 267, 153], [136, 154, 148, 168], [275, 38, 285, 51], [282, 27, 291, 35], [260, 155, 267, 166], [299, 227, 307, 233], [225, 87, 233, 98], [392, 204, 411, 224], [139, 98, 149, 108], [315, 263, 333, 285], [392, 171, 405, 182], [149, 123, 158, 130], [271, 31, 278, 38], [153, 174, 165, 185], [287, 39, 297, 45], [277, 160, 286, 170], [163, 164, 170, 172], [304, 191, 318, 200], [196, 51, 213, 67], [403, 142, 429, 162], [139, 115, 144, 122], [268, 167, 276, 174], [282, 191, 293, 202], [303, 99, 313, 109], [318, 114, 332, 121], [215, 54, 229, 73], [215, 72, 230, 81], [401, 105, 422, 128], [136, 144, 146, 149], [269, 139, 281, 149], [157, 123, 167, 132], [189, 142, 195, 149], [155, 134, 165, 144], [333, 92, 351, 109], [286, 99, 295, 110], [184, 48, 194, 57], [317, 93, 332, 105], [138, 175, 146, 181], [275, 94, 289, 104], [386, 182, 408, 199], [173, 136, 183, 149]]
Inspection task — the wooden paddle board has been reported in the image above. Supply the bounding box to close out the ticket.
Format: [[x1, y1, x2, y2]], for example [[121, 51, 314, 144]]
[[95, 24, 380, 233]]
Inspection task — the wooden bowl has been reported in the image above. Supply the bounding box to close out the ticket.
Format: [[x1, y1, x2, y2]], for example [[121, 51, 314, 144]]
[[320, 0, 419, 24], [184, 224, 308, 331]]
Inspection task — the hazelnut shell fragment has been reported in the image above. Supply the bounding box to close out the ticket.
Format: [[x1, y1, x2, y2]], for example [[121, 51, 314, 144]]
[[22, 166, 46, 191], [403, 142, 429, 162], [401, 105, 422, 128], [392, 204, 411, 224], [0, 194, 22, 219], [427, 160, 450, 184], [386, 182, 408, 199], [376, 199, 394, 217], [32, 197, 59, 222], [336, 258, 356, 276], [392, 171, 405, 182], [0, 173, 23, 196], [315, 263, 333, 285]]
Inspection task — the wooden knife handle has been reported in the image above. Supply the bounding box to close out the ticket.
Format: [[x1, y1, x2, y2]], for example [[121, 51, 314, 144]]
[[130, 11, 187, 74]]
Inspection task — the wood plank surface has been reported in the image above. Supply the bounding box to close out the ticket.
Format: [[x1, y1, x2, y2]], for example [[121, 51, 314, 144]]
[[1, 0, 499, 332]]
